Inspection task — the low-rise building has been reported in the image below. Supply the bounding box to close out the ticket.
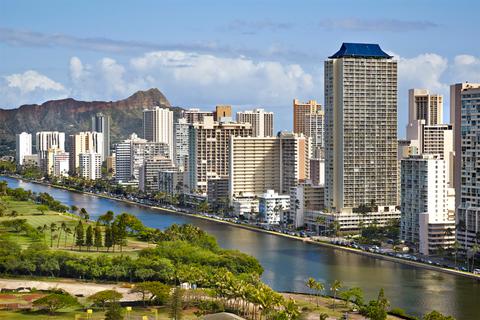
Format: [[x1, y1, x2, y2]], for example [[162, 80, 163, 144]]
[[232, 194, 259, 219], [53, 152, 70, 177], [258, 190, 290, 225], [289, 182, 324, 228]]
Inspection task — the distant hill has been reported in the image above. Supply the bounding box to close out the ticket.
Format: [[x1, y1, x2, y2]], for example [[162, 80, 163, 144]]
[[0, 88, 180, 155]]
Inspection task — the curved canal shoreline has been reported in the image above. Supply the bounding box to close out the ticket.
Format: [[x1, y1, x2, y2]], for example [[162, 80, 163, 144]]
[[3, 175, 480, 282]]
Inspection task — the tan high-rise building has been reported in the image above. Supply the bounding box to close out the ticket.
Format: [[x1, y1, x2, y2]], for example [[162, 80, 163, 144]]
[[236, 108, 274, 137], [68, 132, 104, 174], [214, 105, 232, 121], [182, 108, 214, 124], [324, 43, 398, 216], [293, 99, 320, 135], [229, 132, 310, 198], [450, 83, 480, 213], [408, 89, 443, 125], [229, 136, 281, 198], [189, 116, 252, 193]]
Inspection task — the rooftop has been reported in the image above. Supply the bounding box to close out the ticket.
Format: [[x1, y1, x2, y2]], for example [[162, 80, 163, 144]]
[[329, 43, 392, 59]]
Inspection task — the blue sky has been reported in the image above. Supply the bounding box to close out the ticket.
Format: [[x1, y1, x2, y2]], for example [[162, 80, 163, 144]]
[[1, 0, 480, 136]]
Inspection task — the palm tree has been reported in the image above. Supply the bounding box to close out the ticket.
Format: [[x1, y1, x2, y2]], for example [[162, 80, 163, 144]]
[[471, 244, 479, 271], [453, 240, 461, 268], [57, 222, 67, 248], [306, 278, 317, 304], [64, 227, 72, 247], [313, 281, 325, 307], [319, 313, 328, 320], [49, 222, 57, 247], [315, 216, 326, 235], [330, 280, 342, 310], [70, 205, 78, 214]]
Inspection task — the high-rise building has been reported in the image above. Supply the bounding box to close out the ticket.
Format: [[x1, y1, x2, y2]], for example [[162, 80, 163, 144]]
[[228, 133, 310, 198], [236, 109, 274, 137], [106, 154, 116, 176], [53, 152, 70, 177], [400, 155, 455, 255], [309, 158, 325, 186], [158, 169, 185, 195], [92, 113, 111, 157], [450, 83, 480, 216], [79, 151, 102, 180], [173, 118, 190, 171], [114, 133, 170, 184], [139, 155, 175, 193], [229, 136, 281, 198], [279, 132, 310, 194], [289, 182, 325, 228], [68, 132, 104, 173], [214, 105, 232, 121], [189, 116, 252, 193], [408, 89, 443, 126], [143, 106, 174, 158], [16, 132, 32, 165], [293, 99, 320, 135], [304, 111, 324, 158], [457, 85, 480, 250], [324, 43, 398, 222], [45, 148, 66, 176], [36, 131, 65, 173], [182, 108, 214, 124]]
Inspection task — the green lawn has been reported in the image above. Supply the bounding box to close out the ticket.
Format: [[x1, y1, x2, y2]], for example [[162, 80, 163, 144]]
[[0, 196, 147, 257]]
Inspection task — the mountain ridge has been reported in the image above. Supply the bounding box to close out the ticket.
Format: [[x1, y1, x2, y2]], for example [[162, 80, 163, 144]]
[[0, 88, 178, 155]]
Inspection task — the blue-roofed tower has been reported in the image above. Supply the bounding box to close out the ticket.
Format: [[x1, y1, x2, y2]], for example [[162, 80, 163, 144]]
[[323, 43, 399, 231]]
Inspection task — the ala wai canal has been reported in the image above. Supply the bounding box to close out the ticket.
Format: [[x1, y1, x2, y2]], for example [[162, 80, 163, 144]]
[[1, 176, 479, 318]]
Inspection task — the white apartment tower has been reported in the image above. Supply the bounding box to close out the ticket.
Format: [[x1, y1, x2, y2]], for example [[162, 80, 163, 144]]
[[143, 106, 174, 159], [324, 43, 398, 217], [16, 132, 32, 165], [79, 151, 102, 180], [53, 152, 70, 177], [173, 118, 190, 171], [236, 109, 274, 137], [92, 113, 111, 157], [36, 131, 65, 173], [400, 155, 455, 255]]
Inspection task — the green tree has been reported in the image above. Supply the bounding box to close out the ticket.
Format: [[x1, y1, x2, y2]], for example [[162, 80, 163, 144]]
[[104, 226, 113, 252], [340, 287, 364, 307], [37, 205, 49, 215], [87, 290, 123, 310], [94, 225, 102, 251], [79, 207, 89, 220], [330, 280, 342, 310], [32, 293, 78, 314], [423, 310, 455, 320], [131, 282, 171, 306], [85, 225, 93, 251], [169, 286, 184, 320], [75, 221, 84, 249], [49, 222, 57, 247], [104, 302, 124, 320]]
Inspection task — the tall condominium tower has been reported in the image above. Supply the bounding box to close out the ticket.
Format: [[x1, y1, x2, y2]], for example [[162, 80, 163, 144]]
[[173, 118, 190, 171], [324, 43, 398, 216], [236, 108, 274, 137], [450, 83, 480, 214], [408, 89, 443, 125], [91, 113, 111, 157], [143, 106, 174, 159], [457, 85, 480, 250], [16, 132, 32, 165], [79, 151, 102, 180], [68, 131, 104, 173], [293, 99, 320, 135], [189, 116, 252, 193]]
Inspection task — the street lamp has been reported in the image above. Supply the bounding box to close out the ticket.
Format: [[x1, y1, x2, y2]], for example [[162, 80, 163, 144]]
[[126, 306, 132, 320]]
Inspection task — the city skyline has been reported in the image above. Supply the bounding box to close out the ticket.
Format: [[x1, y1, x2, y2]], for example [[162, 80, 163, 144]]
[[1, 0, 480, 136]]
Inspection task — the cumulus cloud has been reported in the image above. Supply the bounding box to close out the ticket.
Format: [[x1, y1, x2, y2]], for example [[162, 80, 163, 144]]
[[319, 18, 438, 32], [0, 70, 67, 108], [451, 54, 480, 83], [5, 70, 65, 93]]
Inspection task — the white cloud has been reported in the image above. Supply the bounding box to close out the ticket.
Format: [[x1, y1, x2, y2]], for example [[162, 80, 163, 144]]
[[0, 70, 67, 108], [5, 70, 65, 93], [451, 54, 480, 83]]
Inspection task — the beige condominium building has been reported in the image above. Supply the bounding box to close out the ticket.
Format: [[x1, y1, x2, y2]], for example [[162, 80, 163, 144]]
[[143, 106, 174, 159], [324, 43, 399, 229], [236, 108, 274, 137], [189, 116, 252, 193], [68, 131, 104, 174], [408, 88, 443, 126], [229, 132, 310, 199]]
